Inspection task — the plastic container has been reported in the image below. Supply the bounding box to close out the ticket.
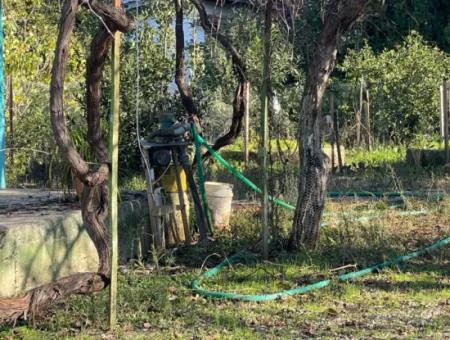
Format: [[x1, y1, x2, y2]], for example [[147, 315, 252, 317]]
[[161, 166, 187, 193], [205, 182, 234, 230]]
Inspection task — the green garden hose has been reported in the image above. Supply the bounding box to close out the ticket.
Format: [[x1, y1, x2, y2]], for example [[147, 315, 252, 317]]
[[328, 191, 406, 198], [328, 191, 445, 201], [193, 128, 296, 211], [192, 128, 446, 212], [320, 209, 429, 227], [193, 127, 213, 233], [191, 126, 448, 301], [192, 235, 450, 301]]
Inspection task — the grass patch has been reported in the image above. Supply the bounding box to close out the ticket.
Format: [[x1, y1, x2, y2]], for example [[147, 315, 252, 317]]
[[2, 197, 450, 338], [346, 145, 407, 166]]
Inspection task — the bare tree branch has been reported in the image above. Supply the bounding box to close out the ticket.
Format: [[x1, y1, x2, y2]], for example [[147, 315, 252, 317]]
[[191, 0, 249, 155], [192, 0, 246, 81], [86, 27, 114, 164], [0, 273, 107, 324], [174, 0, 199, 118]]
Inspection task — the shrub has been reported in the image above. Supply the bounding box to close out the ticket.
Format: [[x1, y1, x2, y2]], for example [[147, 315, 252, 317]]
[[340, 32, 449, 143]]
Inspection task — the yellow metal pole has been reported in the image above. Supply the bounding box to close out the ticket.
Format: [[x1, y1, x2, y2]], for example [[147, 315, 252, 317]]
[[109, 0, 122, 329]]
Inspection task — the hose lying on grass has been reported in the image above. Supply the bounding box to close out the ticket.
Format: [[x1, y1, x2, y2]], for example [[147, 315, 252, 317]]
[[191, 126, 449, 301], [191, 235, 450, 301]]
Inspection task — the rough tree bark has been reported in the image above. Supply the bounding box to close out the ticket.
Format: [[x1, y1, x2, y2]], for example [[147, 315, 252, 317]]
[[191, 0, 249, 154], [174, 0, 199, 119], [0, 0, 132, 324], [290, 0, 370, 250]]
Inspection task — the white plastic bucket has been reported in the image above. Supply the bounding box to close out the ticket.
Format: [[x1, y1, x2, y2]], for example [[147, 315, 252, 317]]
[[205, 182, 234, 230]]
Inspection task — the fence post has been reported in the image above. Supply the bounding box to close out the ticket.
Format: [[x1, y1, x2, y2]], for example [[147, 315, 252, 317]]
[[330, 93, 343, 170], [441, 84, 445, 141], [446, 82, 449, 164], [356, 78, 363, 145], [441, 80, 449, 164], [109, 0, 122, 329], [260, 0, 272, 260], [364, 88, 372, 150], [329, 94, 335, 169], [244, 81, 250, 167]]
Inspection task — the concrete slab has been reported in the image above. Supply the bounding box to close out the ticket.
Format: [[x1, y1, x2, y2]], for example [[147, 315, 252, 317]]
[[0, 189, 149, 298]]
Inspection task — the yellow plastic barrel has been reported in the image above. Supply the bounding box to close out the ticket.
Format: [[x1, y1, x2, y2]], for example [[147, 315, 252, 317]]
[[160, 165, 189, 246], [161, 166, 187, 193]]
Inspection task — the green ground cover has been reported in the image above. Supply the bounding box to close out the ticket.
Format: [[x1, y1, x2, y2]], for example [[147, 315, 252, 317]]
[[2, 196, 450, 339]]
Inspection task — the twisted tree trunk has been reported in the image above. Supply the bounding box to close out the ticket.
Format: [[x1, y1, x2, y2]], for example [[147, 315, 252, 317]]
[[0, 0, 132, 324], [290, 0, 370, 250], [191, 0, 249, 154], [174, 0, 199, 119]]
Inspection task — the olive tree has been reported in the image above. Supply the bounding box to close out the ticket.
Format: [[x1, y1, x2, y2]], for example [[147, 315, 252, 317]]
[[290, 0, 374, 250]]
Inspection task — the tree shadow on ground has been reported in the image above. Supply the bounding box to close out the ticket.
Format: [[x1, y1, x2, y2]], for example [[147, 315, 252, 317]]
[[357, 277, 450, 292], [174, 236, 449, 265], [172, 233, 450, 295]]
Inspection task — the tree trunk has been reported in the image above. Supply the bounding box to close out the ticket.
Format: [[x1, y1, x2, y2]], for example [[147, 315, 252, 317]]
[[290, 0, 369, 250], [174, 0, 199, 119], [244, 81, 250, 167], [191, 0, 249, 154], [290, 71, 331, 249], [0, 0, 132, 324]]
